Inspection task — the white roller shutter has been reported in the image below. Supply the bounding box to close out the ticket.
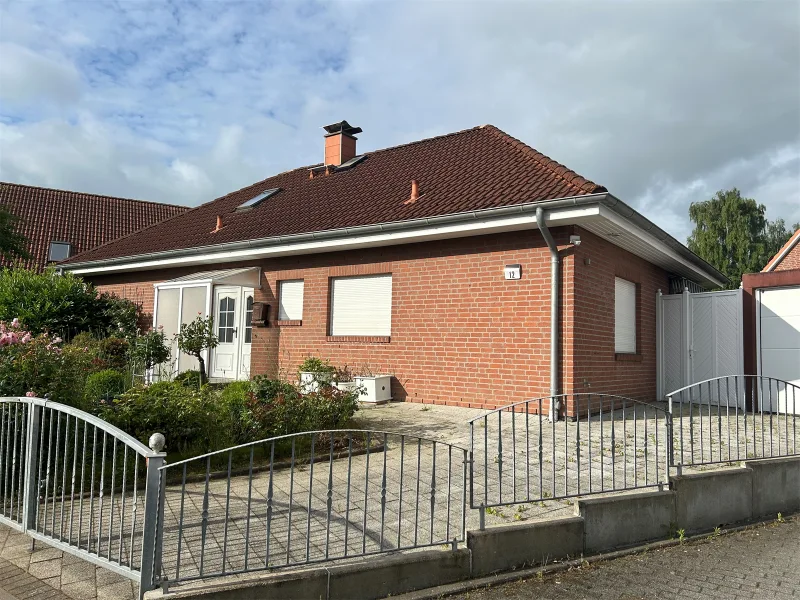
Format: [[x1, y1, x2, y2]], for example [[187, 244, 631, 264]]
[[278, 280, 304, 320], [330, 274, 392, 336], [615, 277, 637, 353]]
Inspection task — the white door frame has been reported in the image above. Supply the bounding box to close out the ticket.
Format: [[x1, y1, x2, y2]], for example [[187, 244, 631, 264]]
[[211, 286, 241, 380], [237, 288, 254, 380]]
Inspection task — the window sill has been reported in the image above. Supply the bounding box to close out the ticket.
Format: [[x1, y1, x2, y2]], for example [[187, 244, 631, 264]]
[[615, 353, 643, 362], [326, 335, 391, 344], [275, 320, 302, 327]]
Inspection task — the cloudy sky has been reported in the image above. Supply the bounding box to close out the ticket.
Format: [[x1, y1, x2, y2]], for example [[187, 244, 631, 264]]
[[1, 0, 798, 243]]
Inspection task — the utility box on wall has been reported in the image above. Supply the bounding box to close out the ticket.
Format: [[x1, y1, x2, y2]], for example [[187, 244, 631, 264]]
[[251, 302, 270, 327]]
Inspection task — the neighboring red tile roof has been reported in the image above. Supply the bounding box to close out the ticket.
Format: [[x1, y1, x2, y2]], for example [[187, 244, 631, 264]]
[[0, 182, 188, 270], [62, 124, 606, 265], [762, 228, 800, 272]]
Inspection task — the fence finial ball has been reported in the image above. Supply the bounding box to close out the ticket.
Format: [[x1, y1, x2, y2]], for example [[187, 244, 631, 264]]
[[149, 433, 166, 453]]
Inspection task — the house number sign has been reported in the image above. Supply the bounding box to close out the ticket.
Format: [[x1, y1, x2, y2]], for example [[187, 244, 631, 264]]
[[504, 264, 522, 280]]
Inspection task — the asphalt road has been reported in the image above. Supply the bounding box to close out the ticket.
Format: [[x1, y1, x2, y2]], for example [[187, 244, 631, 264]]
[[447, 517, 800, 600]]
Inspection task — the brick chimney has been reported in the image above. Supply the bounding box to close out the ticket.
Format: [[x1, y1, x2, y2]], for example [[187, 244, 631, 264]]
[[323, 120, 362, 166]]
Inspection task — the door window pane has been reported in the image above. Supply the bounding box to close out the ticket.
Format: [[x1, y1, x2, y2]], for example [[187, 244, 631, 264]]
[[244, 295, 254, 343], [218, 296, 236, 343]]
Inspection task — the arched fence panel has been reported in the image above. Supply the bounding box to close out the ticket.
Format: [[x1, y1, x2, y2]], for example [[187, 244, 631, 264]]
[[155, 430, 468, 588], [0, 397, 165, 600], [469, 394, 671, 511], [667, 375, 800, 469]]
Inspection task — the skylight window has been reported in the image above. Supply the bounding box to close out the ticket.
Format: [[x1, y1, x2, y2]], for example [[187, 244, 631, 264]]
[[48, 241, 71, 262], [236, 188, 281, 211]]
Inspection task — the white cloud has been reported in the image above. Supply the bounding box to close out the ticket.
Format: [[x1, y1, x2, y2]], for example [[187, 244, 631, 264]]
[[0, 0, 797, 242], [0, 42, 82, 107]]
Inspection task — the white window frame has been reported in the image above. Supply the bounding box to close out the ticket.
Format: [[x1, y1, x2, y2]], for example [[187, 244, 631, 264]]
[[329, 274, 392, 337], [615, 277, 637, 354], [278, 279, 305, 321]]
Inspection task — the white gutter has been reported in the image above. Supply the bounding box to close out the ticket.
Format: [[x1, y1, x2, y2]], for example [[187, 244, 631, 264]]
[[62, 193, 726, 287]]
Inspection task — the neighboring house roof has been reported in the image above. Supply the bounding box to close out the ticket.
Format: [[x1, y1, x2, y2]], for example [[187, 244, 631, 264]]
[[60, 124, 727, 288], [0, 182, 188, 270], [762, 228, 800, 272]]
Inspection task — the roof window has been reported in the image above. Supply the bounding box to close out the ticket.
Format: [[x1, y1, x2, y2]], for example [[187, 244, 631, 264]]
[[236, 188, 281, 211], [48, 241, 71, 262]]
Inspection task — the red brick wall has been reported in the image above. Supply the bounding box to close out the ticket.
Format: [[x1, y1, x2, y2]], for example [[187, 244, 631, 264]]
[[774, 241, 800, 271], [252, 230, 573, 410], [569, 227, 670, 409], [86, 227, 669, 414]]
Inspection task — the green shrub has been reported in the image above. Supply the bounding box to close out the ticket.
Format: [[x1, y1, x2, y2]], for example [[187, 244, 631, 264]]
[[84, 369, 127, 404], [217, 381, 253, 445], [0, 267, 141, 339], [0, 326, 93, 408], [99, 381, 219, 454], [98, 337, 130, 371], [174, 370, 202, 389], [298, 356, 337, 377], [243, 376, 358, 441], [128, 328, 171, 372]]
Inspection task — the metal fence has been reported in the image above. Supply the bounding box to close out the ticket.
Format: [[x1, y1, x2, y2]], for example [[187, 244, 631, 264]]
[[0, 397, 165, 600], [667, 375, 800, 469], [154, 430, 468, 588], [469, 394, 671, 512]]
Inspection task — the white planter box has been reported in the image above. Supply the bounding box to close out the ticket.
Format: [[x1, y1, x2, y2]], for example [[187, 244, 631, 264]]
[[354, 375, 393, 404], [299, 371, 333, 393]]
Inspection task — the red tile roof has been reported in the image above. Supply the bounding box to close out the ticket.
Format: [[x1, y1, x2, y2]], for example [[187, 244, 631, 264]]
[[0, 182, 188, 270], [762, 228, 800, 272], [62, 125, 606, 265]]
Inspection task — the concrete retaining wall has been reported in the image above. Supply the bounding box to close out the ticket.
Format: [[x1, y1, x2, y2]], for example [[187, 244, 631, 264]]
[[671, 468, 753, 532], [749, 457, 800, 518], [577, 490, 676, 554], [327, 549, 470, 599], [467, 517, 584, 576]]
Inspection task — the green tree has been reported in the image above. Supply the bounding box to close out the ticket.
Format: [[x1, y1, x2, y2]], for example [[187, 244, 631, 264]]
[[175, 315, 219, 385], [687, 189, 797, 289], [0, 205, 29, 265]]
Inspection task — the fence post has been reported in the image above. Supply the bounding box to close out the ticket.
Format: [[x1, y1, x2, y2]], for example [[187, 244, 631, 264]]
[[139, 434, 166, 600], [665, 397, 674, 475], [22, 402, 41, 532]]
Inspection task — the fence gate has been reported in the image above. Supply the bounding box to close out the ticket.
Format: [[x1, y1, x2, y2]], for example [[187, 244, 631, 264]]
[[657, 288, 744, 402]]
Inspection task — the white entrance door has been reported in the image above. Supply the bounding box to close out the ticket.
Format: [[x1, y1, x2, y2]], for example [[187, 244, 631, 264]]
[[238, 288, 254, 380], [757, 286, 800, 414], [211, 287, 240, 379]]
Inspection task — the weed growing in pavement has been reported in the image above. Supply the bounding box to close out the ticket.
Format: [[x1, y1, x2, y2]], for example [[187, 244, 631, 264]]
[[708, 526, 721, 539], [777, 512, 786, 523], [677, 528, 686, 544]]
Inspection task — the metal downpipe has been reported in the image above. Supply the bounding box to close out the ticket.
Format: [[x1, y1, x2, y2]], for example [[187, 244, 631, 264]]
[[536, 207, 560, 421]]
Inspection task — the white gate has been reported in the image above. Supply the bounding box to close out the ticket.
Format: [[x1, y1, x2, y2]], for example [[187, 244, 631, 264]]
[[656, 288, 744, 403]]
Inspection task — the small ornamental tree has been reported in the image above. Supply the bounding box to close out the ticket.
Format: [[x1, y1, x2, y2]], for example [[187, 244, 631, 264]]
[[175, 315, 218, 385], [129, 327, 171, 371]]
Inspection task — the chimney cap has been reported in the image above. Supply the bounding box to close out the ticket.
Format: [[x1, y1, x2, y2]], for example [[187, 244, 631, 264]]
[[323, 120, 363, 137]]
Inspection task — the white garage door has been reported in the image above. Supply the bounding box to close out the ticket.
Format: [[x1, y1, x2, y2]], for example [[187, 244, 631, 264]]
[[757, 286, 800, 414]]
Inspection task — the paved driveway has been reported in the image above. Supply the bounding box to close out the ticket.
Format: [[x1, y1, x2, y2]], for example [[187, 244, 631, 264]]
[[446, 517, 800, 600]]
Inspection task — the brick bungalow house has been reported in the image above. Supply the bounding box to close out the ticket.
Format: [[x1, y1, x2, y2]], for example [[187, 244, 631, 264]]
[[743, 228, 800, 398], [0, 182, 188, 270], [60, 122, 725, 416]]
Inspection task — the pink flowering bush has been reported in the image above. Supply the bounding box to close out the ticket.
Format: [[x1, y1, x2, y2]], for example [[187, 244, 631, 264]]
[[0, 319, 93, 408]]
